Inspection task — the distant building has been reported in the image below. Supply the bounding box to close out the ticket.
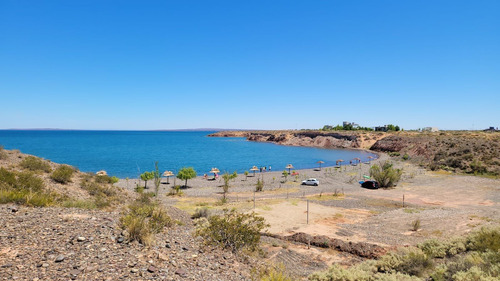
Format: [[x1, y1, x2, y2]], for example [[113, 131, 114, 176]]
[[422, 127, 439, 132], [343, 121, 360, 128], [484, 127, 499, 132], [375, 125, 388, 132]]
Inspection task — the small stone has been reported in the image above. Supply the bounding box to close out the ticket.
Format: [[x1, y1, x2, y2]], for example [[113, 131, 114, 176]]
[[77, 237, 86, 242], [175, 268, 187, 277], [1, 264, 13, 268], [147, 266, 156, 273], [181, 247, 188, 251], [55, 255, 65, 263], [165, 243, 171, 248], [42, 263, 49, 268], [11, 206, 19, 213], [69, 269, 80, 279], [116, 237, 124, 243], [131, 268, 139, 273], [100, 247, 107, 252]]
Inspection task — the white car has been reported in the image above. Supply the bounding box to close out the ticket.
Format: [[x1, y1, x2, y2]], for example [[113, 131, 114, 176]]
[[301, 178, 319, 186]]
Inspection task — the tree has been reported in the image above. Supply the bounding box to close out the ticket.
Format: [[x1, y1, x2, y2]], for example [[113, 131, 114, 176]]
[[255, 178, 264, 192], [153, 161, 161, 196], [369, 161, 403, 188], [177, 167, 197, 188], [244, 171, 249, 181], [282, 170, 289, 182], [140, 171, 154, 189], [222, 171, 237, 200]]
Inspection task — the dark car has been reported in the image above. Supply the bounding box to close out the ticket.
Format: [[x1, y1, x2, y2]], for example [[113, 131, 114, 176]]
[[361, 180, 379, 189]]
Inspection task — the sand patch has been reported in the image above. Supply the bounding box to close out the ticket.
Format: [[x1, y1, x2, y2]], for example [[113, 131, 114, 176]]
[[254, 201, 371, 238]]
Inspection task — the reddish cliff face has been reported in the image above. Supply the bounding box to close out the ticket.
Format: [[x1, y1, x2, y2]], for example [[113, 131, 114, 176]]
[[208, 131, 386, 150]]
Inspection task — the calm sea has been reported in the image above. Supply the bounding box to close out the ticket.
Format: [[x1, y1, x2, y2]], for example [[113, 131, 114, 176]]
[[0, 130, 377, 178]]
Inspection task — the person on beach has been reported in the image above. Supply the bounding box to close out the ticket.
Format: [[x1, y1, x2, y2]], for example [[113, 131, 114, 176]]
[[269, 166, 271, 171]]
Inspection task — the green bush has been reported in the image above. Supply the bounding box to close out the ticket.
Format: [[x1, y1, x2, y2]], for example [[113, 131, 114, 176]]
[[253, 264, 294, 281], [20, 156, 52, 173], [95, 174, 119, 184], [192, 207, 210, 219], [256, 178, 264, 192], [81, 180, 116, 197], [0, 145, 7, 160], [50, 165, 75, 184], [466, 226, 500, 252], [418, 239, 448, 258], [196, 209, 268, 253], [377, 247, 433, 277], [119, 198, 172, 246], [369, 162, 403, 188], [0, 168, 57, 207]]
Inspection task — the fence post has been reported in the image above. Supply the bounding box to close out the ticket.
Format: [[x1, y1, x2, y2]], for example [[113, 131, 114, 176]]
[[253, 191, 256, 209], [307, 200, 309, 224], [403, 194, 405, 208]]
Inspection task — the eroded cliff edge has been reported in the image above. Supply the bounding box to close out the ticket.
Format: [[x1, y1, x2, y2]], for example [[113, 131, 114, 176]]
[[208, 130, 387, 150]]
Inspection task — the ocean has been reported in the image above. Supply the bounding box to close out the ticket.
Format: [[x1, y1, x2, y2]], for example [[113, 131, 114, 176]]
[[0, 130, 377, 178]]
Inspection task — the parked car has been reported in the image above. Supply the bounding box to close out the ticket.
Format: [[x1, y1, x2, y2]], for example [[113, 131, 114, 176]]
[[360, 180, 379, 189], [301, 178, 319, 186]]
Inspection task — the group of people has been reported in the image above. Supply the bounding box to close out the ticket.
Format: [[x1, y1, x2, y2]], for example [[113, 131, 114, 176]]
[[259, 166, 271, 172]]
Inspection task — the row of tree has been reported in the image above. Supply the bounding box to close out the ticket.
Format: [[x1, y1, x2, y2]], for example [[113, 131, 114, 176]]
[[140, 165, 197, 195], [321, 123, 401, 131]]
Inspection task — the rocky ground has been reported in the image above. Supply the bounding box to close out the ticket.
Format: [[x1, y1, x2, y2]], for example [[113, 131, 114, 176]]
[[0, 204, 254, 281]]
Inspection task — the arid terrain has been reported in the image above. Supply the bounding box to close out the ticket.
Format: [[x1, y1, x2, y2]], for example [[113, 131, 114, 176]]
[[1, 132, 499, 280]]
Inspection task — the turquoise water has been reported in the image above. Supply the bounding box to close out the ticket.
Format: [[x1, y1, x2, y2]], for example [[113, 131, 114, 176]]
[[0, 130, 377, 178]]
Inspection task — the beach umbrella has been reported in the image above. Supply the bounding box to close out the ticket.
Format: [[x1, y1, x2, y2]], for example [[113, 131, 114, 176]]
[[209, 167, 220, 179], [336, 159, 344, 166], [367, 156, 374, 163], [96, 170, 107, 176], [250, 166, 259, 177], [163, 171, 174, 184], [285, 164, 294, 174], [353, 157, 361, 164], [317, 160, 325, 170]]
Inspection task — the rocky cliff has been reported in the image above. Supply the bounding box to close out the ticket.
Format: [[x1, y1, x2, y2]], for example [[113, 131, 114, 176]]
[[208, 130, 387, 150]]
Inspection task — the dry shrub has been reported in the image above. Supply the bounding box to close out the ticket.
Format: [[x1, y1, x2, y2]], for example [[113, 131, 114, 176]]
[[196, 209, 268, 253], [20, 156, 52, 173], [119, 195, 172, 246], [0, 168, 57, 207], [50, 165, 75, 184]]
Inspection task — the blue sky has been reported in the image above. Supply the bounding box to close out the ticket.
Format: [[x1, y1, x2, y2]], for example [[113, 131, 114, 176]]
[[1, 0, 498, 130]]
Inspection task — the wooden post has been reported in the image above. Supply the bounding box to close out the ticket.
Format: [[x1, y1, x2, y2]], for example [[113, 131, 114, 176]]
[[307, 200, 309, 224], [403, 194, 405, 208], [253, 192, 256, 209]]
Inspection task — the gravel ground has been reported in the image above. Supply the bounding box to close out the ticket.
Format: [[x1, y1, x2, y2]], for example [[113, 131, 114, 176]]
[[0, 205, 254, 281]]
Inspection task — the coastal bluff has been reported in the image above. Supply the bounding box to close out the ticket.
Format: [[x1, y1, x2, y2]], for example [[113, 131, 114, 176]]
[[208, 130, 387, 150], [209, 130, 500, 176]]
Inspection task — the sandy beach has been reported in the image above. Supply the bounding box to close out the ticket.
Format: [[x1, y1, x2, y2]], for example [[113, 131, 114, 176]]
[[116, 154, 500, 248]]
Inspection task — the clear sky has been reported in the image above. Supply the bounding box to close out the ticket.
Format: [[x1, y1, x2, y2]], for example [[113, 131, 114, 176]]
[[1, 0, 498, 130]]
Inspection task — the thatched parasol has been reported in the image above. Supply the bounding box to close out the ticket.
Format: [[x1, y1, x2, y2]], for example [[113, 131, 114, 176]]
[[96, 170, 107, 176], [285, 164, 294, 174], [317, 160, 325, 170], [250, 166, 259, 176], [163, 170, 174, 184], [336, 159, 344, 166], [209, 167, 220, 179], [353, 157, 361, 164]]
